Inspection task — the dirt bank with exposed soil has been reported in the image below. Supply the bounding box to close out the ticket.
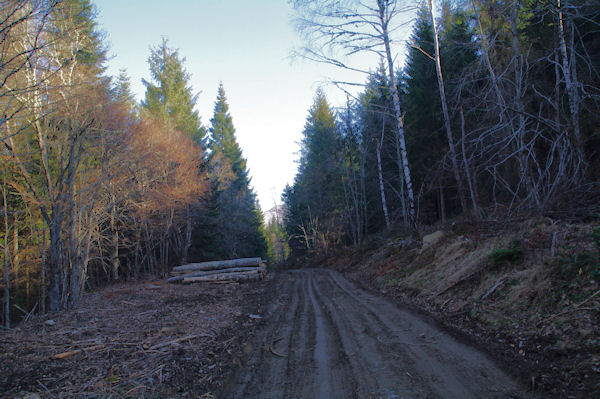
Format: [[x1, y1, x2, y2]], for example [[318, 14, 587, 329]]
[[321, 218, 599, 398]]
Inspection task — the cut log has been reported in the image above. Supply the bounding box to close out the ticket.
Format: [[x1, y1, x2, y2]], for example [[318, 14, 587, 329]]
[[172, 257, 263, 273], [182, 270, 262, 283], [170, 264, 260, 276], [168, 266, 266, 282]]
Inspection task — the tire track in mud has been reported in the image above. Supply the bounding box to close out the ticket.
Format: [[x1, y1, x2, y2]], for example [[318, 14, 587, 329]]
[[220, 269, 532, 399], [312, 271, 424, 398], [306, 271, 333, 398]]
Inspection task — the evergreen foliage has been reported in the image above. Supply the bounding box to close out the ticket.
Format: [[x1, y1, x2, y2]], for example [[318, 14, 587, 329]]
[[359, 64, 401, 229], [209, 84, 249, 185], [403, 8, 445, 191], [204, 84, 267, 259], [1, 0, 600, 322], [264, 215, 290, 267], [113, 69, 137, 109], [284, 90, 345, 256], [284, 0, 599, 261], [142, 38, 205, 144]]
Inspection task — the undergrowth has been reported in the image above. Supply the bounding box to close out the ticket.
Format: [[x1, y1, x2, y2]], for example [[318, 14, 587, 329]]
[[554, 227, 600, 301], [489, 239, 524, 267]]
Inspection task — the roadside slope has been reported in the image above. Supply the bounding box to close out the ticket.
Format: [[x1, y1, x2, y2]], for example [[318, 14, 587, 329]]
[[325, 218, 599, 398]]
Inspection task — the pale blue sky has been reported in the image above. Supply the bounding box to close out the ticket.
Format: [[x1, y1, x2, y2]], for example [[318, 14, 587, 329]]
[[96, 0, 412, 211]]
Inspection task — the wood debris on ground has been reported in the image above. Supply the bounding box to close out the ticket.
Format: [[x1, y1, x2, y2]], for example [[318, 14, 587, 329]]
[[0, 277, 276, 398], [167, 257, 267, 284]]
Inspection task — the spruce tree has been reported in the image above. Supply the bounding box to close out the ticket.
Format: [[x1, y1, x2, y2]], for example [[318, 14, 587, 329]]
[[358, 65, 399, 230], [113, 69, 137, 111], [142, 38, 205, 144], [206, 84, 266, 259], [284, 89, 344, 256], [141, 39, 206, 264], [403, 8, 446, 189], [209, 84, 248, 186]]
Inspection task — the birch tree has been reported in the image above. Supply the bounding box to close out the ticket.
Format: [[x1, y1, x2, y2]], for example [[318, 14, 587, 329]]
[[291, 0, 418, 231], [3, 0, 110, 310], [426, 0, 468, 214], [1, 0, 58, 140]]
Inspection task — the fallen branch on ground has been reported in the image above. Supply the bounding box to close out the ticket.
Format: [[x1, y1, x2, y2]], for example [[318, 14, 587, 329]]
[[436, 268, 481, 296], [480, 276, 508, 301], [149, 333, 214, 350], [536, 289, 600, 327], [50, 344, 105, 360]]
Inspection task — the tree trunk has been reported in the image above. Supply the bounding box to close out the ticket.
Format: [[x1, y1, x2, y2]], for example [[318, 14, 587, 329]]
[[69, 199, 79, 308], [2, 174, 10, 328], [182, 270, 262, 283], [557, 0, 583, 165], [394, 123, 407, 224], [182, 205, 192, 264], [341, 167, 358, 246], [173, 257, 264, 273], [169, 266, 265, 282], [377, 117, 391, 229], [12, 222, 19, 273], [40, 218, 46, 314], [427, 0, 468, 215], [111, 194, 119, 281], [378, 0, 417, 232], [459, 107, 480, 217], [360, 141, 368, 236], [47, 203, 63, 312]]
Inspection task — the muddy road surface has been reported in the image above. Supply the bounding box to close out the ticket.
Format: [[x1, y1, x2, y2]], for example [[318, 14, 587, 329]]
[[221, 269, 531, 399]]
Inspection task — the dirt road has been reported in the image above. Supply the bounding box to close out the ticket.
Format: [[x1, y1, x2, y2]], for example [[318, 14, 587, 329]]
[[221, 269, 531, 398]]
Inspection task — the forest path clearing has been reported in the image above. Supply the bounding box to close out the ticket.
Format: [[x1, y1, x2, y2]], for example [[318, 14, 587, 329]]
[[221, 268, 531, 399]]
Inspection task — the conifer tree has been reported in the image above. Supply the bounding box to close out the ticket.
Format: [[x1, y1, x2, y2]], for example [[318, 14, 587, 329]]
[[113, 69, 137, 109], [284, 89, 344, 256], [141, 39, 206, 264], [142, 38, 205, 144], [210, 84, 249, 186], [206, 84, 266, 259], [359, 65, 398, 229], [403, 9, 445, 193]]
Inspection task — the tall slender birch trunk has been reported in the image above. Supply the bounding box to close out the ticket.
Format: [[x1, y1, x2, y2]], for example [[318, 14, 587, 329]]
[[427, 0, 468, 215], [2, 173, 11, 328], [378, 0, 417, 231], [377, 120, 391, 229], [557, 0, 583, 166]]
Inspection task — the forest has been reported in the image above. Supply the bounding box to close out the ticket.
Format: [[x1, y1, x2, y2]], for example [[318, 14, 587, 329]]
[[0, 0, 265, 325], [1, 0, 599, 329], [282, 0, 599, 261]]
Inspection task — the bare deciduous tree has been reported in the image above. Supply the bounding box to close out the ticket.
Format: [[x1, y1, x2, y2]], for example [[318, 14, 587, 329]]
[[1, 0, 59, 141], [291, 0, 418, 231], [426, 0, 468, 215]]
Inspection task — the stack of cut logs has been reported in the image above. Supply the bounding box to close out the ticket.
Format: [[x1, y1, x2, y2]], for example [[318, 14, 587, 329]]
[[167, 257, 266, 284]]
